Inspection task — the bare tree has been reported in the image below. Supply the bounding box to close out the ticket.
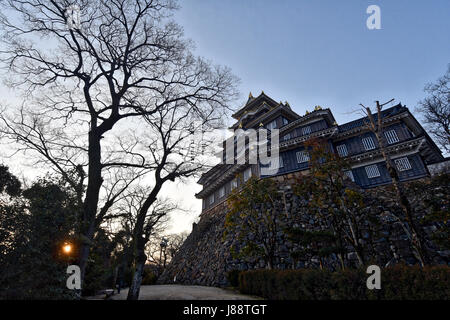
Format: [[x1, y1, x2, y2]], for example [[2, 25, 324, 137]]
[[0, 0, 238, 286], [417, 66, 450, 153], [115, 187, 176, 300], [146, 232, 188, 275], [361, 99, 429, 266]]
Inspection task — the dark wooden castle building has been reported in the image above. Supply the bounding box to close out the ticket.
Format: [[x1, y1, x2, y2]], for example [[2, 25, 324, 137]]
[[196, 92, 444, 212]]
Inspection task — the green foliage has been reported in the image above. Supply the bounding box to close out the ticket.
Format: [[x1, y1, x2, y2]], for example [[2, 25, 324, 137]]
[[82, 229, 116, 296], [286, 228, 340, 259], [225, 176, 284, 268], [238, 265, 450, 300], [371, 264, 450, 300], [0, 164, 21, 196], [293, 138, 374, 267], [0, 169, 79, 299], [226, 269, 242, 287], [417, 173, 450, 250]]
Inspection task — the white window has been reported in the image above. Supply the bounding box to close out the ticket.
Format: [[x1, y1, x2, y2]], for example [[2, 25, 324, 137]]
[[296, 151, 310, 163], [266, 120, 277, 130], [365, 164, 381, 178], [394, 157, 412, 171], [244, 167, 252, 181], [231, 178, 238, 190], [219, 186, 225, 198], [336, 144, 348, 157], [344, 170, 355, 182], [385, 129, 399, 144], [283, 133, 291, 141], [279, 156, 284, 168], [208, 193, 215, 205], [302, 126, 311, 136], [362, 136, 376, 151], [282, 117, 289, 126]]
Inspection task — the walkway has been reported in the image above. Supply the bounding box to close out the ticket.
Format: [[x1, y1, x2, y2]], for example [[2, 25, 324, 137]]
[[90, 285, 259, 300]]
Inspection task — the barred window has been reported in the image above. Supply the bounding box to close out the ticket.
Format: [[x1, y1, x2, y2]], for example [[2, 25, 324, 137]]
[[282, 117, 289, 126], [208, 193, 215, 205], [267, 156, 283, 170], [219, 186, 225, 198], [365, 164, 381, 178], [244, 167, 252, 181], [385, 129, 399, 144], [394, 157, 412, 171], [336, 144, 348, 157], [296, 151, 310, 163], [302, 126, 311, 135], [362, 136, 376, 150], [231, 178, 238, 190], [283, 133, 291, 141], [344, 170, 355, 182]]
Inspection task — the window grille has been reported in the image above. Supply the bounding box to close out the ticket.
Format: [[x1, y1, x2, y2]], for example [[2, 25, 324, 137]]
[[344, 170, 355, 182], [394, 157, 412, 171], [385, 129, 399, 144], [244, 167, 252, 181], [336, 144, 348, 157], [302, 126, 311, 135], [296, 151, 310, 163], [362, 136, 376, 150], [365, 164, 380, 178]]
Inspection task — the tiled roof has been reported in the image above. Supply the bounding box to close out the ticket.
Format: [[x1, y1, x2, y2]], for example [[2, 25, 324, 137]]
[[337, 104, 406, 133]]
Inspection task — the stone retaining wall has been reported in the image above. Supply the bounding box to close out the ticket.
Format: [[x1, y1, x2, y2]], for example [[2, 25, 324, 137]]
[[158, 175, 449, 286]]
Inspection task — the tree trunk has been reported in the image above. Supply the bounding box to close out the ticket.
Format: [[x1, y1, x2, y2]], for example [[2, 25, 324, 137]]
[[366, 103, 428, 266], [127, 244, 147, 300], [337, 253, 346, 270], [127, 183, 163, 300], [79, 130, 104, 286], [127, 258, 145, 300]]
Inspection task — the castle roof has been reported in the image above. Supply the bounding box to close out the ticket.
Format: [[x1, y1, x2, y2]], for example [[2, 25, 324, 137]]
[[337, 104, 407, 133]]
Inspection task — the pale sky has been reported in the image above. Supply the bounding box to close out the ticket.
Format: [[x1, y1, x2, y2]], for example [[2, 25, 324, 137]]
[[1, 1, 449, 234]]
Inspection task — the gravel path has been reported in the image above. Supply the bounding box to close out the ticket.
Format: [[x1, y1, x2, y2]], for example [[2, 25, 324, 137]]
[[90, 285, 259, 300]]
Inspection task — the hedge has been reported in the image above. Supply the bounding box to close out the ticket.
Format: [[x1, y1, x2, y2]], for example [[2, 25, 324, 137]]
[[238, 264, 450, 300], [226, 269, 241, 287], [141, 268, 157, 285]]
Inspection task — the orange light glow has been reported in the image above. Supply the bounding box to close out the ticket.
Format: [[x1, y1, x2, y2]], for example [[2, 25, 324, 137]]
[[63, 244, 72, 254]]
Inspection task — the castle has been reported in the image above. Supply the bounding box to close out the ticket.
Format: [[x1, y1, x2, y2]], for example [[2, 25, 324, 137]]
[[196, 91, 444, 213], [158, 92, 447, 286]]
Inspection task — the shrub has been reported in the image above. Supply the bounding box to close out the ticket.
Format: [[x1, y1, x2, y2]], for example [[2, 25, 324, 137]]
[[238, 265, 450, 300], [226, 269, 242, 287], [141, 268, 157, 285]]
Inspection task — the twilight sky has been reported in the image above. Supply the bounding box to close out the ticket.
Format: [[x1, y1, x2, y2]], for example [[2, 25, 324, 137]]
[[172, 0, 450, 233], [1, 1, 449, 234], [176, 0, 450, 122]]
